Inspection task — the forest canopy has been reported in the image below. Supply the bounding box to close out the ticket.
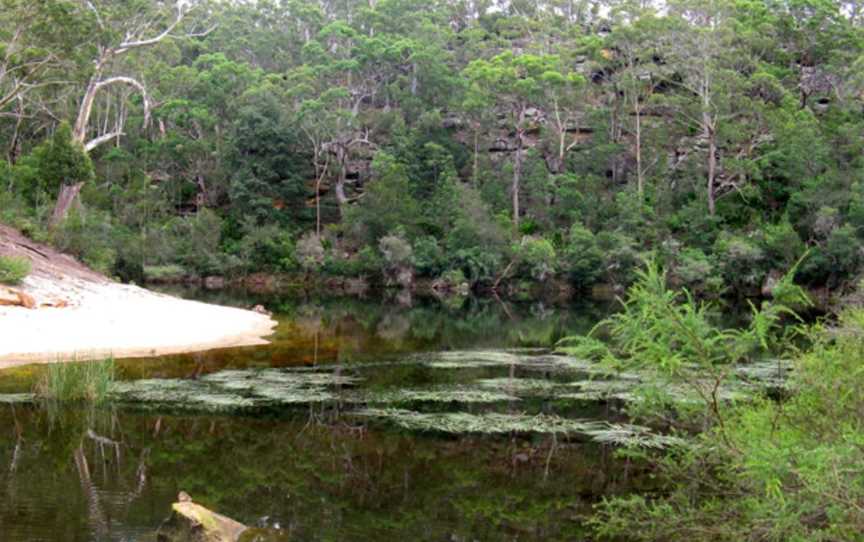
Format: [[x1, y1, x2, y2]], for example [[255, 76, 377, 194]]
[[1, 0, 863, 293]]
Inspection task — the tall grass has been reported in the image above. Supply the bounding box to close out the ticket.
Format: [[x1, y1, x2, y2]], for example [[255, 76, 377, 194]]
[[36, 358, 116, 403]]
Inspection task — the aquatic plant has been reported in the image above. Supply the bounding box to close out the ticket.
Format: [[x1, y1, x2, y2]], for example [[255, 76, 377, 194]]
[[422, 350, 591, 371], [35, 358, 115, 403], [363, 388, 518, 404], [476, 377, 563, 394], [353, 408, 683, 448]]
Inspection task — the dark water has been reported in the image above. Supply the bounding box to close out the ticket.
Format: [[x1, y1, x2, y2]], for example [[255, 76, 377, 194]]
[[0, 293, 652, 542]]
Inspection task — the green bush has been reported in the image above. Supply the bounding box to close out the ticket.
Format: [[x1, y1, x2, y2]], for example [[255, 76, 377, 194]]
[[713, 233, 766, 292], [514, 236, 557, 281], [295, 232, 325, 273], [671, 248, 723, 295], [323, 246, 382, 277], [799, 224, 862, 287], [563, 223, 603, 287], [413, 236, 445, 277], [0, 255, 31, 284], [379, 233, 414, 270], [597, 231, 641, 287], [759, 218, 805, 268], [49, 208, 117, 274], [592, 308, 864, 542], [168, 209, 229, 275], [450, 247, 502, 285]]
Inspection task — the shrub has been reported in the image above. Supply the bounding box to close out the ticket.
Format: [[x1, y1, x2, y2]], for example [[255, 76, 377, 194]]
[[323, 246, 381, 277], [597, 231, 641, 287], [671, 248, 723, 295], [450, 247, 502, 285], [231, 222, 298, 272], [514, 236, 557, 281], [379, 233, 414, 270], [49, 208, 116, 274], [759, 218, 805, 268], [295, 232, 325, 272], [413, 236, 444, 277], [800, 224, 863, 287], [0, 255, 31, 285], [563, 223, 603, 287], [713, 233, 766, 291], [167, 209, 227, 275]]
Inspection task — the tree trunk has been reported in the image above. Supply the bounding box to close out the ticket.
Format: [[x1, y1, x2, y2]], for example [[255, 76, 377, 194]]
[[707, 127, 717, 216], [316, 175, 322, 237], [635, 97, 643, 198], [73, 62, 107, 144], [472, 127, 480, 187], [334, 146, 349, 217], [50, 183, 85, 227], [512, 128, 523, 231]]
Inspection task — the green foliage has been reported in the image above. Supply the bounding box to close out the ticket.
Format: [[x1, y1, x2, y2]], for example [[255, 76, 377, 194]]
[[345, 153, 421, 242], [14, 122, 95, 204], [559, 257, 808, 428], [49, 208, 117, 274], [670, 248, 723, 296], [166, 209, 232, 276], [0, 255, 31, 284], [36, 358, 115, 403], [513, 236, 556, 281], [413, 236, 444, 277], [563, 224, 603, 288], [379, 233, 414, 270], [295, 232, 325, 273], [593, 307, 864, 541]]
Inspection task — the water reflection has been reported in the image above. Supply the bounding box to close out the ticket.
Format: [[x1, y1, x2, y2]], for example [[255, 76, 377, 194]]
[[0, 293, 634, 542], [0, 403, 648, 542], [111, 293, 616, 382]]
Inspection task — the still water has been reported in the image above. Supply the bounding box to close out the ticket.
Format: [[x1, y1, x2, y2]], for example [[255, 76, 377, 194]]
[[0, 292, 654, 542]]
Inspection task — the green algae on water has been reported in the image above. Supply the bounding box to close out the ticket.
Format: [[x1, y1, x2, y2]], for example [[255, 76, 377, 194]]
[[353, 408, 684, 449]]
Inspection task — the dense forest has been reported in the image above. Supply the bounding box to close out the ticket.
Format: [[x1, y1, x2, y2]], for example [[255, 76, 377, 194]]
[[7, 2, 864, 540], [2, 0, 863, 295]]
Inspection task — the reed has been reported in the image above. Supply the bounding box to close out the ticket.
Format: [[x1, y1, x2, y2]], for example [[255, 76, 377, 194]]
[[36, 357, 116, 403]]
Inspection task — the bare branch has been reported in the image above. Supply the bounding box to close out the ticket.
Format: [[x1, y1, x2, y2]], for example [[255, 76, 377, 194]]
[[84, 131, 125, 152], [92, 75, 151, 125]]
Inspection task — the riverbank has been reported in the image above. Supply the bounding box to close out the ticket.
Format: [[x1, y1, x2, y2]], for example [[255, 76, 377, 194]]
[[0, 225, 276, 367]]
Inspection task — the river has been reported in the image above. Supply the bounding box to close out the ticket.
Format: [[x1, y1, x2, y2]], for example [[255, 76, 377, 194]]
[[0, 291, 661, 542]]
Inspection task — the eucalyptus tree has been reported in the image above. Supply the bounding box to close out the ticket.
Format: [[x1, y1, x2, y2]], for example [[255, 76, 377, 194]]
[[605, 15, 663, 198], [657, 0, 747, 216], [463, 52, 571, 229], [71, 0, 213, 152]]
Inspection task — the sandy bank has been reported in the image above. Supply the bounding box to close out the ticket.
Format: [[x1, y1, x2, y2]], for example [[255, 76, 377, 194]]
[[0, 224, 276, 367], [0, 278, 276, 367]]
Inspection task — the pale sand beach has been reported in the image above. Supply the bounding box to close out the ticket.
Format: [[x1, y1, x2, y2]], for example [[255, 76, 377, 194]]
[[0, 225, 276, 367]]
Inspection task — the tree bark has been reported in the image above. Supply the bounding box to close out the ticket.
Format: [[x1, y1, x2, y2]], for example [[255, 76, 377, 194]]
[[50, 183, 85, 227], [512, 127, 523, 231], [706, 124, 717, 216], [334, 145, 349, 216], [635, 96, 643, 198]]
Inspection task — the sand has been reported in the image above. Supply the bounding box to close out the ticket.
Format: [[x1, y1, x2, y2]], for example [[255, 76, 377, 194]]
[[0, 223, 277, 367], [0, 276, 276, 368]]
